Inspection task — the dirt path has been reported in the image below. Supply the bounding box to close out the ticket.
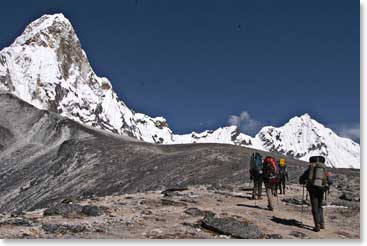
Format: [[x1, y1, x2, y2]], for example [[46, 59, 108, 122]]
[[0, 184, 359, 239]]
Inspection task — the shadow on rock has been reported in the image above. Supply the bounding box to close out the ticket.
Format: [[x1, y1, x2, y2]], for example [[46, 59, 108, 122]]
[[270, 216, 313, 231], [236, 204, 268, 211]]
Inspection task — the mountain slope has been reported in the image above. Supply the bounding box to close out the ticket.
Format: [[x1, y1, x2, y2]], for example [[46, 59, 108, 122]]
[[0, 92, 308, 212], [0, 13, 360, 168]]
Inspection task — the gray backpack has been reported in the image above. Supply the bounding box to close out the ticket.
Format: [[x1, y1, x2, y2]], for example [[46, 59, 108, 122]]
[[307, 162, 327, 187]]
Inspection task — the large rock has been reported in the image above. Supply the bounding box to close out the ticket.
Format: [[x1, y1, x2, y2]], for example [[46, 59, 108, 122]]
[[43, 204, 83, 217], [339, 193, 353, 202], [42, 223, 88, 234], [201, 214, 262, 239], [43, 204, 103, 217]]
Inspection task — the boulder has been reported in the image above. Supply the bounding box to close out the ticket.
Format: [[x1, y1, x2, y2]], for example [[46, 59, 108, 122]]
[[339, 193, 353, 201], [42, 223, 88, 234], [201, 214, 262, 239], [265, 234, 283, 239], [82, 205, 103, 216], [43, 204, 83, 217], [44, 204, 103, 217]]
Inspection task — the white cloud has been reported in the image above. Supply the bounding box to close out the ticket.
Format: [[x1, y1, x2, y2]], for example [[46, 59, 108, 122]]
[[228, 111, 262, 136], [337, 123, 360, 143]]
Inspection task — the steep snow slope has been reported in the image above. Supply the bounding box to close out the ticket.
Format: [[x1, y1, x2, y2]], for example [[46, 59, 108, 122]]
[[0, 13, 360, 168], [255, 114, 360, 168]]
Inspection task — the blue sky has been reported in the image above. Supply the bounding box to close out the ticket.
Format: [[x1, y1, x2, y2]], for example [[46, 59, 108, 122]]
[[0, 0, 360, 141]]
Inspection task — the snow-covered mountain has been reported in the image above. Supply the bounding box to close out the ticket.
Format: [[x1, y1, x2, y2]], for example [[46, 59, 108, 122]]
[[0, 13, 174, 144], [0, 14, 360, 169], [255, 114, 360, 169]]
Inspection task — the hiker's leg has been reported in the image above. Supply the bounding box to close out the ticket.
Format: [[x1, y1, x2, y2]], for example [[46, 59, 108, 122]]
[[252, 178, 257, 199], [309, 191, 318, 225], [318, 190, 325, 226], [281, 177, 286, 194], [310, 191, 320, 227], [258, 176, 263, 199], [266, 185, 274, 210]]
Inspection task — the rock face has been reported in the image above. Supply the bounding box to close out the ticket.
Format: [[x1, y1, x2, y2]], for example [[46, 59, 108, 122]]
[[0, 13, 360, 168]]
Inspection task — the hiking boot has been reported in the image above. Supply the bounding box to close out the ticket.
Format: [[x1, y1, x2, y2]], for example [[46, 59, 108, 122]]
[[320, 224, 325, 229], [267, 205, 274, 211], [258, 196, 262, 200], [313, 224, 321, 232]]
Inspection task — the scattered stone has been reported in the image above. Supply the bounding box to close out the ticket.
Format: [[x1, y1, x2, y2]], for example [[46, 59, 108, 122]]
[[353, 197, 360, 202], [10, 210, 25, 217], [289, 231, 307, 238], [82, 205, 103, 216], [0, 217, 33, 227], [44, 204, 83, 217], [339, 193, 353, 201], [207, 184, 233, 192], [161, 187, 188, 197], [44, 204, 103, 217], [266, 234, 283, 239], [95, 227, 107, 233], [42, 223, 88, 234], [182, 221, 201, 229], [161, 199, 187, 207], [184, 207, 204, 217], [201, 215, 261, 239], [61, 197, 77, 204], [162, 186, 188, 193], [282, 198, 309, 206], [179, 198, 197, 204]]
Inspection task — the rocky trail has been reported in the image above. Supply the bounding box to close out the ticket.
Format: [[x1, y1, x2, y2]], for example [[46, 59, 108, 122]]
[[0, 182, 359, 239]]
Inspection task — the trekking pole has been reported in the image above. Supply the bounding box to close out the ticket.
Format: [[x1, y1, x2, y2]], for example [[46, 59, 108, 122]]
[[301, 185, 305, 225], [324, 190, 327, 219]]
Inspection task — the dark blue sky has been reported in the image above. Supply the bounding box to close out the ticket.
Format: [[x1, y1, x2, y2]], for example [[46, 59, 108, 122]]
[[0, 0, 360, 139]]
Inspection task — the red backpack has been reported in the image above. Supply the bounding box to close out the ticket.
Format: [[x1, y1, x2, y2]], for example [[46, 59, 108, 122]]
[[263, 156, 279, 185]]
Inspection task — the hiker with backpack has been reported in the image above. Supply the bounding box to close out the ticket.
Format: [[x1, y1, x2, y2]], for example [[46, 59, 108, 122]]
[[262, 156, 279, 211], [249, 152, 263, 200], [299, 156, 333, 232], [277, 158, 289, 195]]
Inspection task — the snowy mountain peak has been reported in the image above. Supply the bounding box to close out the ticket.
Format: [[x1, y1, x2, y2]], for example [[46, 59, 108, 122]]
[[288, 113, 313, 124], [13, 14, 74, 47], [0, 14, 173, 144], [255, 114, 360, 168]]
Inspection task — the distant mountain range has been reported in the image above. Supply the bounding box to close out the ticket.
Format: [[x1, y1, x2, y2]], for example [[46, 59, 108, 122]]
[[0, 14, 360, 168]]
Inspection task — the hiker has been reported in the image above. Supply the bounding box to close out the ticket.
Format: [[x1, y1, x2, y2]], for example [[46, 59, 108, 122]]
[[277, 158, 289, 195], [262, 156, 279, 211], [271, 159, 281, 197], [249, 152, 263, 200], [299, 156, 333, 232]]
